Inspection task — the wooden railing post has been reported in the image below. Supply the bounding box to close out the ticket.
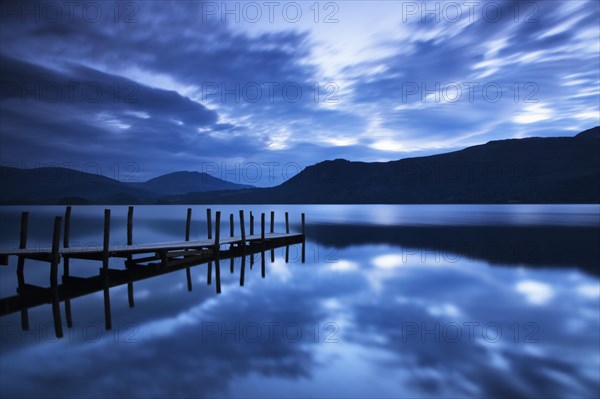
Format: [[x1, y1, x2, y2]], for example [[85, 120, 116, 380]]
[[127, 206, 135, 305], [239, 210, 246, 242], [63, 206, 73, 328], [185, 208, 192, 241], [229, 213, 234, 272], [127, 206, 134, 246], [207, 208, 212, 239], [102, 209, 112, 330], [206, 208, 213, 285], [285, 212, 289, 234], [215, 211, 221, 294], [17, 212, 29, 331], [50, 216, 63, 338], [185, 208, 192, 291], [301, 213, 306, 264]]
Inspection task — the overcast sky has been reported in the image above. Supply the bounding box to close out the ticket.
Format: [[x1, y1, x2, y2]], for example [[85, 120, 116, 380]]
[[1, 0, 598, 185]]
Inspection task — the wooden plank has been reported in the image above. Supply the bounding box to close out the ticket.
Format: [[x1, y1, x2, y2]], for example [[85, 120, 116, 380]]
[[19, 284, 48, 296], [1, 233, 302, 257]]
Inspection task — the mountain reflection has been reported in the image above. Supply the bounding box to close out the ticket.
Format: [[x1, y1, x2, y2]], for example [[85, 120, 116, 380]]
[[307, 223, 600, 275]]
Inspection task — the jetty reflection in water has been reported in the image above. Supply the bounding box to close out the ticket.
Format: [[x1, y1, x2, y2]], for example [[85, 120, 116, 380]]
[[1, 207, 305, 339]]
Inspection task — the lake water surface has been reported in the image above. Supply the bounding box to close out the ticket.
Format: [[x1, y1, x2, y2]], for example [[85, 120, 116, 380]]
[[1, 205, 599, 398]]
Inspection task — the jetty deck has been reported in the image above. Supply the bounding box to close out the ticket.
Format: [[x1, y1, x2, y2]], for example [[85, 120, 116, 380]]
[[0, 206, 306, 339], [0, 233, 302, 262]]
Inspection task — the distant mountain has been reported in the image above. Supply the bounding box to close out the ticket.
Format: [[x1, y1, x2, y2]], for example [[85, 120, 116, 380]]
[[2, 127, 598, 204], [129, 171, 253, 195], [0, 167, 253, 204], [170, 126, 600, 204]]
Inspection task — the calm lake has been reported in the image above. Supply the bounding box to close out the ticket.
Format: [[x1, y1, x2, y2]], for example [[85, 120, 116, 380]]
[[1, 204, 599, 398]]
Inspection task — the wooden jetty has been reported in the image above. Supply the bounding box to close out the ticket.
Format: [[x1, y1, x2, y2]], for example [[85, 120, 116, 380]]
[[0, 207, 306, 339]]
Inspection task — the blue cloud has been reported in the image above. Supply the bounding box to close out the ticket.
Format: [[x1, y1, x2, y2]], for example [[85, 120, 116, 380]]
[[0, 0, 598, 185]]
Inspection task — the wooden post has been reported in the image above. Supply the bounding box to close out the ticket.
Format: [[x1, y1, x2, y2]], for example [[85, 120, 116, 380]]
[[250, 211, 254, 236], [128, 280, 135, 308], [207, 261, 212, 285], [229, 213, 234, 272], [215, 211, 221, 294], [17, 212, 29, 331], [185, 208, 192, 241], [240, 250, 246, 286], [63, 207, 73, 327], [301, 213, 306, 263], [63, 206, 71, 275], [301, 240, 306, 264], [215, 211, 221, 248], [261, 246, 266, 278], [207, 208, 212, 285], [185, 208, 193, 291], [103, 209, 112, 330], [239, 210, 246, 242], [207, 208, 212, 239], [215, 256, 222, 294], [186, 267, 193, 291], [127, 204, 135, 306], [259, 213, 265, 273], [239, 210, 246, 286], [270, 211, 275, 260], [50, 216, 63, 338], [127, 206, 134, 246], [103, 209, 111, 260], [285, 212, 289, 234]]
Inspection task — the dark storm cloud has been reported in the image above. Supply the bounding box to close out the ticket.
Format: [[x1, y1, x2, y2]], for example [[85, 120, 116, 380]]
[[0, 0, 369, 182], [0, 54, 267, 178]]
